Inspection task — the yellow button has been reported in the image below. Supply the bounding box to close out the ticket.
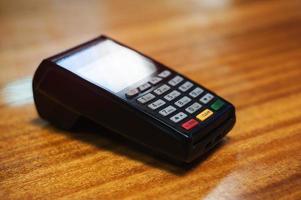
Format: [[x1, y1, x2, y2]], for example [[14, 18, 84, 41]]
[[196, 109, 214, 121]]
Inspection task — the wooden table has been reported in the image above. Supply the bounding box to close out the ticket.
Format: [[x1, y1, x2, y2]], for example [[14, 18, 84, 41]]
[[0, 0, 300, 199]]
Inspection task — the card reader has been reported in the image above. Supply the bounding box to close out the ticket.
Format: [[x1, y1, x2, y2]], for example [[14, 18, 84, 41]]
[[33, 35, 236, 163]]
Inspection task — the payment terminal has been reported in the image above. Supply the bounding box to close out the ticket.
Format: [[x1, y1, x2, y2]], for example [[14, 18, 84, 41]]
[[33, 35, 236, 163]]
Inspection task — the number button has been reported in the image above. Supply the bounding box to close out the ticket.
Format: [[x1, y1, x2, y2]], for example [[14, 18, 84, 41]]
[[175, 96, 191, 107], [179, 81, 193, 92], [159, 105, 177, 116], [200, 93, 214, 104], [189, 87, 204, 98], [158, 70, 171, 78], [164, 90, 181, 101], [154, 84, 170, 95], [148, 99, 166, 110], [168, 75, 183, 86], [185, 102, 202, 114], [149, 77, 162, 85], [137, 93, 155, 104], [138, 82, 152, 92], [170, 112, 187, 123]]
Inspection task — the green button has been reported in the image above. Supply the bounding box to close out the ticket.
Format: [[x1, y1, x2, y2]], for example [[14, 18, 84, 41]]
[[211, 99, 225, 111]]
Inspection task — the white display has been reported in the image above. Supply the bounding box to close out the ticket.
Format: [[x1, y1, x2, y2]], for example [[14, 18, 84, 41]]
[[57, 40, 157, 93]]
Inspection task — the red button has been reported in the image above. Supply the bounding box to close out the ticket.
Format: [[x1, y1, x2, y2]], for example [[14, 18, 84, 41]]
[[181, 119, 199, 130]]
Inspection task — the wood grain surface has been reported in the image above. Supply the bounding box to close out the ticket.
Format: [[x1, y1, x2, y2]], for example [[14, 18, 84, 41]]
[[0, 0, 301, 199]]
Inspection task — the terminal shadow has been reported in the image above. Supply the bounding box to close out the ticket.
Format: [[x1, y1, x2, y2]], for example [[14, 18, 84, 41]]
[[31, 117, 228, 176]]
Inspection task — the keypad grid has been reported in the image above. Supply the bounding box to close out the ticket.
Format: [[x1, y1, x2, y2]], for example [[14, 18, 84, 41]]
[[126, 70, 225, 131]]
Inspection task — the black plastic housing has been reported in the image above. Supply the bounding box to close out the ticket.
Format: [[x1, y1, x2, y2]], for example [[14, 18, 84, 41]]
[[32, 35, 236, 163]]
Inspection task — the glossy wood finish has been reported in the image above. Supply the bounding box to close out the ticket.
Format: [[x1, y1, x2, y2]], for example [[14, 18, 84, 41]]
[[0, 0, 300, 199]]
